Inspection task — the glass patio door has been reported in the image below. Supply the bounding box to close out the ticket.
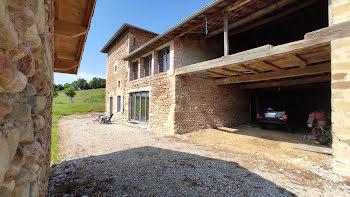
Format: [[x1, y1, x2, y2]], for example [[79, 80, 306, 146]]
[[130, 92, 149, 124]]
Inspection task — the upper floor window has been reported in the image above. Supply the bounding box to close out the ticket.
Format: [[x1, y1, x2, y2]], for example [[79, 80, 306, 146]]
[[144, 55, 152, 77], [131, 61, 138, 81], [158, 47, 170, 73], [113, 61, 118, 73]]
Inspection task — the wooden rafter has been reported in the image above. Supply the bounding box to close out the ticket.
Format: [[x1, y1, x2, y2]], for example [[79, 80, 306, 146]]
[[175, 20, 350, 76], [206, 0, 297, 38], [220, 68, 248, 76], [259, 60, 282, 71], [291, 54, 307, 67], [216, 62, 330, 85], [238, 64, 260, 74], [55, 20, 87, 38], [228, 0, 318, 37], [54, 58, 79, 70], [239, 75, 330, 89], [206, 70, 230, 77], [225, 0, 254, 12]]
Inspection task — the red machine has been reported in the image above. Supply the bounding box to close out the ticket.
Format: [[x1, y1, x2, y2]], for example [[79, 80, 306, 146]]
[[307, 110, 331, 145]]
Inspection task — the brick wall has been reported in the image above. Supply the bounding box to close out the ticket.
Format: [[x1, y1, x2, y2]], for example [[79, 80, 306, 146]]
[[174, 74, 250, 134], [330, 0, 350, 176], [0, 0, 55, 196]]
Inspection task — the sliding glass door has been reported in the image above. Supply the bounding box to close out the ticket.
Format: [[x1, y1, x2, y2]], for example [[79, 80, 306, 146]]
[[129, 92, 149, 124]]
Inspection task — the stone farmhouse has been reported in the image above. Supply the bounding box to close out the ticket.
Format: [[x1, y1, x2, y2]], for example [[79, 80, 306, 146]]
[[0, 0, 96, 196], [102, 0, 350, 176]]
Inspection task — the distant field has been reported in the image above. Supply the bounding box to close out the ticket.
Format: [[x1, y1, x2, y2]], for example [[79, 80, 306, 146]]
[[51, 88, 105, 163]]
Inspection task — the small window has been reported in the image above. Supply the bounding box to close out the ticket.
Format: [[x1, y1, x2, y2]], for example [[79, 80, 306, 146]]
[[144, 55, 152, 77], [113, 61, 118, 73], [131, 61, 138, 81], [116, 95, 123, 113], [133, 38, 136, 46], [158, 47, 170, 73], [118, 81, 121, 88]]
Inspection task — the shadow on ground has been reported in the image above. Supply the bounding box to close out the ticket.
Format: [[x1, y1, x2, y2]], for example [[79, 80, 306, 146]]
[[48, 146, 294, 197]]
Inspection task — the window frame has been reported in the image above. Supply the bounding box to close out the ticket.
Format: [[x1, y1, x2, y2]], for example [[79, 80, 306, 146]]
[[131, 61, 138, 81], [158, 46, 170, 73], [144, 55, 152, 77]]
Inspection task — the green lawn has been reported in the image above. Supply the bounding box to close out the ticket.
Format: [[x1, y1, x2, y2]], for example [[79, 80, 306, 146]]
[[51, 88, 105, 164]]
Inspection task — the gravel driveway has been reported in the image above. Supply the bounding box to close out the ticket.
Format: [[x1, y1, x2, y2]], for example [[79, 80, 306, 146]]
[[48, 113, 349, 197]]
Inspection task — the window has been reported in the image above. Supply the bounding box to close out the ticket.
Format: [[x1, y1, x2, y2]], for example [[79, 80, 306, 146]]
[[144, 55, 152, 77], [113, 61, 118, 73], [116, 95, 123, 113], [158, 47, 170, 73], [129, 92, 149, 123], [131, 61, 138, 81], [118, 81, 121, 88]]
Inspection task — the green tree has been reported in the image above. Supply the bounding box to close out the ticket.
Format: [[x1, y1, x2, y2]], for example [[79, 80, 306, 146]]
[[89, 77, 106, 89], [56, 84, 64, 91], [64, 85, 76, 102], [63, 83, 71, 90], [72, 78, 90, 90]]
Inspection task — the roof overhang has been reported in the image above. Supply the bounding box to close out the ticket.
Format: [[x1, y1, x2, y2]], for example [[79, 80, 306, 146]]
[[122, 0, 318, 61], [101, 23, 158, 53], [54, 0, 96, 74], [175, 20, 350, 86]]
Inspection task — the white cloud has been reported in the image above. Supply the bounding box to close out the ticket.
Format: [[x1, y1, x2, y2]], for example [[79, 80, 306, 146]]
[[54, 72, 106, 85]]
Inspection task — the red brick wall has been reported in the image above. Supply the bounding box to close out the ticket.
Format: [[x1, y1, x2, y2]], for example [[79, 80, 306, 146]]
[[174, 74, 250, 134]]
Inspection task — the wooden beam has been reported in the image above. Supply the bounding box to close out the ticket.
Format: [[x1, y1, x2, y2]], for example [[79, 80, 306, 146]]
[[239, 75, 330, 89], [224, 11, 229, 56], [216, 62, 330, 85], [228, 0, 317, 37], [225, 0, 253, 12], [206, 70, 230, 77], [54, 58, 79, 70], [291, 53, 307, 67], [54, 20, 87, 38], [259, 60, 282, 71], [175, 20, 350, 76], [238, 64, 260, 74], [220, 68, 248, 76], [206, 0, 296, 38]]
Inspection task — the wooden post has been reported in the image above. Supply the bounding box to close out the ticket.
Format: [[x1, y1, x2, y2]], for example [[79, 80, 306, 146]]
[[224, 11, 229, 56]]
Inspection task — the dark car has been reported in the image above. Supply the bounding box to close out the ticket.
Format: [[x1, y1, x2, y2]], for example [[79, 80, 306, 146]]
[[257, 108, 293, 132]]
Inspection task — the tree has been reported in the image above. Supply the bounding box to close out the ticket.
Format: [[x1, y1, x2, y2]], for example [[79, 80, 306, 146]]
[[56, 84, 64, 91], [89, 77, 106, 89], [64, 83, 71, 90], [72, 78, 90, 90], [64, 85, 76, 102], [53, 88, 59, 98]]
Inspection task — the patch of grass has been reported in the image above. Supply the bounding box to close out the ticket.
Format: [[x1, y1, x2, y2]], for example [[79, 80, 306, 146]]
[[51, 88, 105, 164]]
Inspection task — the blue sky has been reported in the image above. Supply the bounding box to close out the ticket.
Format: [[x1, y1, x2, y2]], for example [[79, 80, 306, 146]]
[[54, 0, 213, 84]]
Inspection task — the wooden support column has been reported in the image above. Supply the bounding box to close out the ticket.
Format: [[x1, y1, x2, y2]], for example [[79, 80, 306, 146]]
[[224, 12, 229, 56]]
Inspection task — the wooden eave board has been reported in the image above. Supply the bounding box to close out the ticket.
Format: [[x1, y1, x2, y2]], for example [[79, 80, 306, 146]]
[[54, 0, 96, 74]]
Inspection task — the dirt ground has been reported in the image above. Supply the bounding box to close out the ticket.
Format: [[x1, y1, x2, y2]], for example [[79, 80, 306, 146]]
[[48, 112, 350, 197]]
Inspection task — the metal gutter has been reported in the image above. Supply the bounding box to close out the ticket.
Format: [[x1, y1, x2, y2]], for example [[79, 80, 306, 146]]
[[122, 0, 226, 60]]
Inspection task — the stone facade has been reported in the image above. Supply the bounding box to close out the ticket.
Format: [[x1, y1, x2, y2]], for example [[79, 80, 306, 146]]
[[330, 0, 350, 176], [174, 74, 250, 134], [0, 0, 54, 196]]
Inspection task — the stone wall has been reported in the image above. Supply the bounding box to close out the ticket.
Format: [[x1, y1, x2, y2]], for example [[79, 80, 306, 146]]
[[126, 72, 175, 133], [106, 33, 129, 120], [330, 0, 350, 176], [174, 74, 250, 134], [0, 0, 54, 196]]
